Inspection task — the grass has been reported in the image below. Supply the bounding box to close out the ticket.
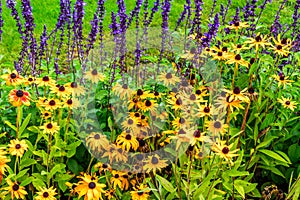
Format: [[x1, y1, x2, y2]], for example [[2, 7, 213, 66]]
[[0, 0, 295, 66]]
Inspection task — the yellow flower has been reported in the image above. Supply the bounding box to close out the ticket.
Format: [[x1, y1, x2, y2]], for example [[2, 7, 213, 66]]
[[104, 189, 115, 200], [35, 186, 57, 200], [225, 54, 249, 68], [40, 122, 60, 135], [102, 144, 128, 164], [62, 98, 80, 109], [272, 74, 294, 88], [244, 33, 271, 52], [9, 89, 31, 107], [112, 82, 132, 99], [211, 139, 239, 164], [215, 94, 245, 113], [231, 43, 247, 54], [8, 139, 28, 157], [157, 71, 180, 87], [205, 119, 228, 136], [23, 76, 35, 86], [94, 162, 112, 174], [85, 132, 109, 153], [143, 154, 168, 173], [211, 46, 231, 61], [84, 69, 105, 84], [75, 173, 106, 200], [65, 82, 86, 97], [0, 148, 10, 175], [277, 97, 298, 111], [130, 184, 150, 200], [116, 132, 139, 151], [41, 110, 52, 120], [0, 69, 23, 86], [224, 87, 250, 103], [50, 85, 72, 98], [139, 99, 158, 114], [44, 99, 61, 111], [227, 21, 249, 31], [4, 179, 28, 199], [110, 170, 129, 190], [36, 76, 56, 87], [269, 43, 290, 56]]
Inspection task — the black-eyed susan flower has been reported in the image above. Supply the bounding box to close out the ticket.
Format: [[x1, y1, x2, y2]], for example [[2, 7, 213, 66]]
[[94, 162, 112, 174], [35, 186, 57, 200], [112, 82, 132, 99], [225, 54, 249, 68], [167, 96, 183, 111], [272, 34, 292, 48], [75, 173, 106, 200], [36, 76, 56, 87], [86, 132, 109, 152], [84, 69, 105, 84], [196, 104, 214, 118], [224, 87, 250, 103], [9, 89, 30, 107], [0, 69, 23, 86], [8, 139, 28, 157], [104, 189, 115, 200], [277, 97, 298, 111], [102, 144, 128, 164], [0, 148, 10, 175], [231, 43, 247, 54], [205, 119, 228, 136], [158, 71, 180, 87], [215, 95, 244, 113], [66, 82, 85, 97], [140, 99, 158, 113], [189, 129, 209, 146], [211, 46, 231, 61], [50, 85, 72, 98], [40, 122, 60, 135], [116, 132, 139, 151], [44, 99, 60, 111], [227, 21, 249, 31], [172, 117, 190, 130], [63, 98, 80, 109], [4, 179, 27, 199], [23, 76, 35, 86], [269, 43, 290, 56], [244, 33, 271, 52], [110, 170, 129, 190], [211, 139, 239, 164], [41, 110, 52, 120], [272, 73, 294, 88], [143, 154, 168, 173], [130, 184, 150, 200]]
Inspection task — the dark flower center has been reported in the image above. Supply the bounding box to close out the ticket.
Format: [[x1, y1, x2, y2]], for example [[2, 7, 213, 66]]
[[125, 134, 132, 140], [222, 47, 228, 52], [250, 58, 256, 65], [134, 112, 140, 117], [204, 106, 210, 113], [59, 86, 65, 92], [151, 156, 159, 164], [94, 134, 100, 139], [195, 89, 201, 95], [166, 72, 172, 79], [255, 36, 262, 42], [179, 118, 185, 124], [233, 87, 241, 94], [117, 148, 123, 153], [277, 45, 283, 50], [43, 76, 50, 81], [12, 184, 19, 191], [122, 84, 128, 89], [237, 44, 242, 48], [71, 82, 78, 88], [16, 90, 24, 97], [217, 52, 223, 57], [285, 101, 290, 105], [234, 22, 240, 26], [49, 100, 56, 106], [47, 123, 53, 129], [114, 174, 119, 178], [206, 48, 210, 52], [235, 54, 241, 60], [220, 91, 226, 97], [91, 69, 98, 75], [154, 91, 159, 96], [44, 113, 49, 117], [190, 94, 196, 100], [102, 163, 108, 168], [193, 130, 201, 138], [15, 144, 21, 149], [28, 78, 33, 81], [43, 192, 49, 198], [145, 100, 152, 107], [281, 38, 287, 45], [190, 47, 196, 54], [88, 182, 96, 189], [248, 87, 255, 94], [137, 89, 143, 96], [198, 152, 203, 158], [176, 98, 182, 105], [128, 119, 134, 125], [10, 73, 17, 79], [136, 154, 144, 160], [214, 121, 222, 129], [279, 75, 285, 81], [222, 147, 230, 154], [138, 191, 144, 196], [123, 174, 128, 179], [141, 115, 146, 120], [67, 99, 73, 105], [178, 129, 186, 134]]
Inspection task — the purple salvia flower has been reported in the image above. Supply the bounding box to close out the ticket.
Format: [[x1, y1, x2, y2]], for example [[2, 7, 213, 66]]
[[208, 0, 217, 20], [72, 0, 85, 63], [86, 13, 99, 55], [143, 0, 159, 48], [189, 0, 203, 37], [201, 13, 220, 47], [270, 0, 287, 37], [39, 25, 48, 66], [175, 0, 191, 31], [97, 0, 105, 66], [6, 0, 23, 36], [221, 0, 232, 25], [117, 0, 128, 74], [249, 0, 258, 33], [291, 0, 300, 38], [242, 1, 251, 22], [0, 0, 3, 41], [159, 0, 171, 65], [127, 0, 143, 28]]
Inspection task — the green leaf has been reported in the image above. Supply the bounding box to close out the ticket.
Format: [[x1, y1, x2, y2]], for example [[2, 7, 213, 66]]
[[4, 120, 16, 131], [20, 158, 37, 170], [49, 164, 66, 180], [15, 168, 30, 180], [260, 113, 275, 131], [234, 184, 245, 199], [288, 144, 300, 163], [256, 136, 278, 149], [20, 177, 34, 186], [225, 170, 249, 177], [259, 149, 290, 165], [19, 113, 31, 138], [156, 174, 176, 193], [260, 166, 285, 178]]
